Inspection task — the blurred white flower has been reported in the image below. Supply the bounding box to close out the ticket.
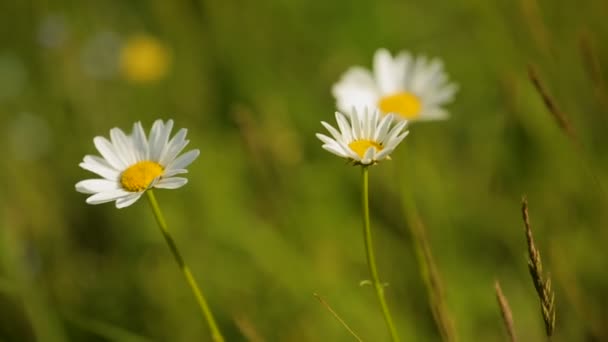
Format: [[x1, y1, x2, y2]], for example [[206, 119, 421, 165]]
[[38, 14, 69, 49], [316, 108, 408, 166], [76, 119, 199, 208], [332, 48, 458, 121], [80, 31, 121, 80]]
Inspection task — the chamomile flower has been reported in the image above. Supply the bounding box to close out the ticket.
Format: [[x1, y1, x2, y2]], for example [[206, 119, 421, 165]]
[[316, 107, 408, 166], [76, 119, 199, 208], [332, 48, 458, 121]]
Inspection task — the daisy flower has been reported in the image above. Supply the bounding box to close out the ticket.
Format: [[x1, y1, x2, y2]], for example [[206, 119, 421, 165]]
[[316, 107, 408, 166], [76, 119, 199, 208], [332, 48, 458, 121]]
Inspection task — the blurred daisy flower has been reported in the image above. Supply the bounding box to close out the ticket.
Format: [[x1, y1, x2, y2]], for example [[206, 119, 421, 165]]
[[316, 107, 408, 166], [76, 119, 199, 208], [332, 48, 458, 121], [120, 34, 171, 83]]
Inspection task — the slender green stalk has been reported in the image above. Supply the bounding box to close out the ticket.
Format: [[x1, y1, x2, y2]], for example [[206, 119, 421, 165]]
[[361, 166, 400, 342], [145, 190, 224, 342]]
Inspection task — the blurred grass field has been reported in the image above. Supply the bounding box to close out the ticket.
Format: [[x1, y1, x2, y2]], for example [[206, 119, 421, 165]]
[[1, 0, 608, 340]]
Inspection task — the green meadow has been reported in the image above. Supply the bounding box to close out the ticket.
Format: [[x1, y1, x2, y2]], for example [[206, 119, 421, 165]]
[[1, 0, 607, 340]]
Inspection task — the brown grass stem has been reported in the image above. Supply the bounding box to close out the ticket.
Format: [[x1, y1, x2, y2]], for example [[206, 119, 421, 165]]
[[521, 196, 556, 339], [409, 215, 457, 342], [527, 65, 577, 143], [314, 293, 363, 342], [494, 280, 517, 342]]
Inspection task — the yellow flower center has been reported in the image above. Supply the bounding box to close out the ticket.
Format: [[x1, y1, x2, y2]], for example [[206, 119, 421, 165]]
[[378, 91, 422, 119], [120, 161, 164, 192], [120, 35, 171, 83], [349, 140, 383, 158]]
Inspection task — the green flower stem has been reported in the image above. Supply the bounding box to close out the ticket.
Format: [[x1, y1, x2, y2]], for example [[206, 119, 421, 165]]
[[361, 166, 400, 342], [145, 190, 224, 342]]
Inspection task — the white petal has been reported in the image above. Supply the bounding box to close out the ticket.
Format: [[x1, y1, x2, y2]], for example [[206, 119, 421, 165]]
[[316, 133, 337, 146], [166, 149, 199, 171], [360, 146, 375, 165], [160, 128, 189, 166], [375, 145, 398, 160], [335, 112, 353, 142], [338, 141, 360, 160], [85, 189, 131, 205], [75, 179, 119, 194], [132, 122, 148, 160], [149, 119, 173, 161], [321, 121, 344, 142], [332, 67, 380, 113], [374, 114, 394, 141], [350, 108, 362, 140], [80, 155, 119, 180], [115, 193, 143, 208], [154, 177, 188, 189], [374, 49, 405, 94], [419, 108, 450, 121], [408, 55, 428, 90], [110, 128, 136, 166], [411, 58, 442, 93], [382, 120, 407, 144], [425, 84, 458, 106], [395, 51, 413, 88], [163, 169, 188, 177], [94, 136, 126, 169], [321, 144, 349, 159]]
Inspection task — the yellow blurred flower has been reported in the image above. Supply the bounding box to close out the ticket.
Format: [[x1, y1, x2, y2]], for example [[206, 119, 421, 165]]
[[120, 34, 171, 83]]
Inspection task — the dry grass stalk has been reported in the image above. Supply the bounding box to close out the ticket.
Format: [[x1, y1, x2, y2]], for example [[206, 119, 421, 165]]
[[410, 217, 457, 342], [494, 280, 517, 342], [521, 196, 556, 338], [578, 31, 604, 90], [313, 293, 363, 342], [527, 65, 577, 143]]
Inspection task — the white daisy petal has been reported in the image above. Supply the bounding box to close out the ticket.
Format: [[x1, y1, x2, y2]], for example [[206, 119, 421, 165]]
[[373, 49, 396, 94], [321, 121, 344, 142], [80, 155, 119, 180], [335, 112, 353, 141], [350, 109, 362, 139], [94, 136, 126, 169], [322, 144, 348, 159], [110, 128, 135, 166], [148, 119, 166, 161], [76, 179, 119, 194], [132, 122, 148, 160], [160, 128, 188, 166], [154, 177, 188, 189], [85, 189, 131, 205], [383, 121, 408, 144], [316, 133, 337, 146], [332, 67, 380, 113], [419, 108, 450, 121], [115, 193, 143, 208], [374, 114, 394, 141], [425, 84, 459, 106], [395, 51, 413, 86], [166, 149, 200, 171], [363, 146, 375, 164], [163, 169, 188, 178]]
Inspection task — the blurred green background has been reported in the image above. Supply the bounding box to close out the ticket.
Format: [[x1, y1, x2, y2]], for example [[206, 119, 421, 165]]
[[1, 0, 607, 341]]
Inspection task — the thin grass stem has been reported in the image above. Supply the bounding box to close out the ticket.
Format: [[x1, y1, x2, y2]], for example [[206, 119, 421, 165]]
[[361, 166, 400, 342], [145, 190, 224, 342]]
